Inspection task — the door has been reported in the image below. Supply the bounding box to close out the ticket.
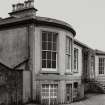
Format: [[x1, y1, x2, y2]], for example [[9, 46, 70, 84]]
[[66, 84, 72, 103]]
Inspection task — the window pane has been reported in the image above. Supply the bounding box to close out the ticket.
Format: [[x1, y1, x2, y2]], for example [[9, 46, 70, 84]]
[[54, 84, 58, 87], [48, 42, 52, 50], [42, 92, 46, 97], [46, 93, 49, 97], [66, 55, 71, 70], [50, 89, 53, 92], [54, 92, 57, 96], [47, 51, 51, 59], [74, 82, 78, 88], [50, 92, 53, 96], [50, 84, 53, 88], [42, 89, 46, 92], [66, 38, 69, 52], [42, 60, 46, 68], [66, 37, 71, 54], [52, 61, 56, 68], [53, 43, 56, 51], [74, 48, 78, 70], [54, 89, 57, 93], [47, 60, 51, 68], [42, 51, 46, 59], [42, 42, 47, 50], [48, 32, 52, 41], [46, 84, 49, 88], [42, 84, 46, 88], [66, 55, 69, 69], [53, 33, 57, 42], [46, 89, 49, 92], [42, 32, 47, 41], [52, 52, 56, 60]]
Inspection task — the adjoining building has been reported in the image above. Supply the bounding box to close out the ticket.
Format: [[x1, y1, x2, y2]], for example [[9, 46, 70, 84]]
[[85, 49, 105, 93], [0, 0, 104, 105]]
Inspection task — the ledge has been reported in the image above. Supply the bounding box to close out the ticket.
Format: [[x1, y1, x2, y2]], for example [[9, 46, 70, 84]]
[[73, 71, 79, 73], [40, 70, 60, 75], [65, 72, 73, 75]]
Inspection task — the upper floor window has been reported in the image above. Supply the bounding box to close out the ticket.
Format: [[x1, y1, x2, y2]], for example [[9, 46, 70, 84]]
[[91, 56, 94, 71], [99, 58, 105, 74], [42, 31, 58, 70], [66, 37, 72, 71], [74, 48, 78, 72]]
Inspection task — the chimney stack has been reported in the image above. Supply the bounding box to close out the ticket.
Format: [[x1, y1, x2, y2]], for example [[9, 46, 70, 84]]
[[9, 0, 37, 17], [11, 0, 35, 12]]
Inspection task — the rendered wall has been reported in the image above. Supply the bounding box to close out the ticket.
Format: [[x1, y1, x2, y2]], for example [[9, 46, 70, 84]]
[[0, 27, 28, 68]]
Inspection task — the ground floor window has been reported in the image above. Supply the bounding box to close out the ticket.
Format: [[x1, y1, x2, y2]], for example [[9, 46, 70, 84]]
[[66, 84, 72, 103], [73, 82, 78, 101], [41, 84, 58, 105]]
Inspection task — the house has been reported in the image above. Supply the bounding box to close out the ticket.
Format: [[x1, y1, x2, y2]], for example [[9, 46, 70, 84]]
[[0, 0, 105, 105]]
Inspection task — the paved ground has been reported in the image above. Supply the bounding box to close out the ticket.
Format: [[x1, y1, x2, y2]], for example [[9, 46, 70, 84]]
[[70, 93, 105, 105], [27, 93, 105, 105]]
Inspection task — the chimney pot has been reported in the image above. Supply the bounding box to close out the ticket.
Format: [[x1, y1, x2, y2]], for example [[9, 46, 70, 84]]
[[25, 0, 34, 8], [16, 3, 20, 10], [12, 4, 16, 11], [30, 0, 34, 7], [26, 1, 31, 8], [20, 3, 24, 9], [16, 3, 24, 10], [24, 1, 28, 8]]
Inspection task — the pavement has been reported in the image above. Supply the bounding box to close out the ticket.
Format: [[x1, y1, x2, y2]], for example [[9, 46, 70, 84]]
[[26, 93, 105, 105], [70, 93, 105, 105]]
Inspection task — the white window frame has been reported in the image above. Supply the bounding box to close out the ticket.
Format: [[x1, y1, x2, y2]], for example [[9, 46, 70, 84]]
[[74, 48, 78, 72], [66, 37, 72, 73], [41, 84, 58, 105], [99, 57, 105, 75], [41, 31, 58, 71]]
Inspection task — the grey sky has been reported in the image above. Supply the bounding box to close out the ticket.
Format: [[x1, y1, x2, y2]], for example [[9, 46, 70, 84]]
[[0, 0, 105, 51]]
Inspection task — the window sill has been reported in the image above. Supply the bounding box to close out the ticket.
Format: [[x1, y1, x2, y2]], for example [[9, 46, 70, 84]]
[[65, 72, 73, 75], [73, 71, 79, 73], [40, 70, 60, 74], [98, 74, 105, 76]]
